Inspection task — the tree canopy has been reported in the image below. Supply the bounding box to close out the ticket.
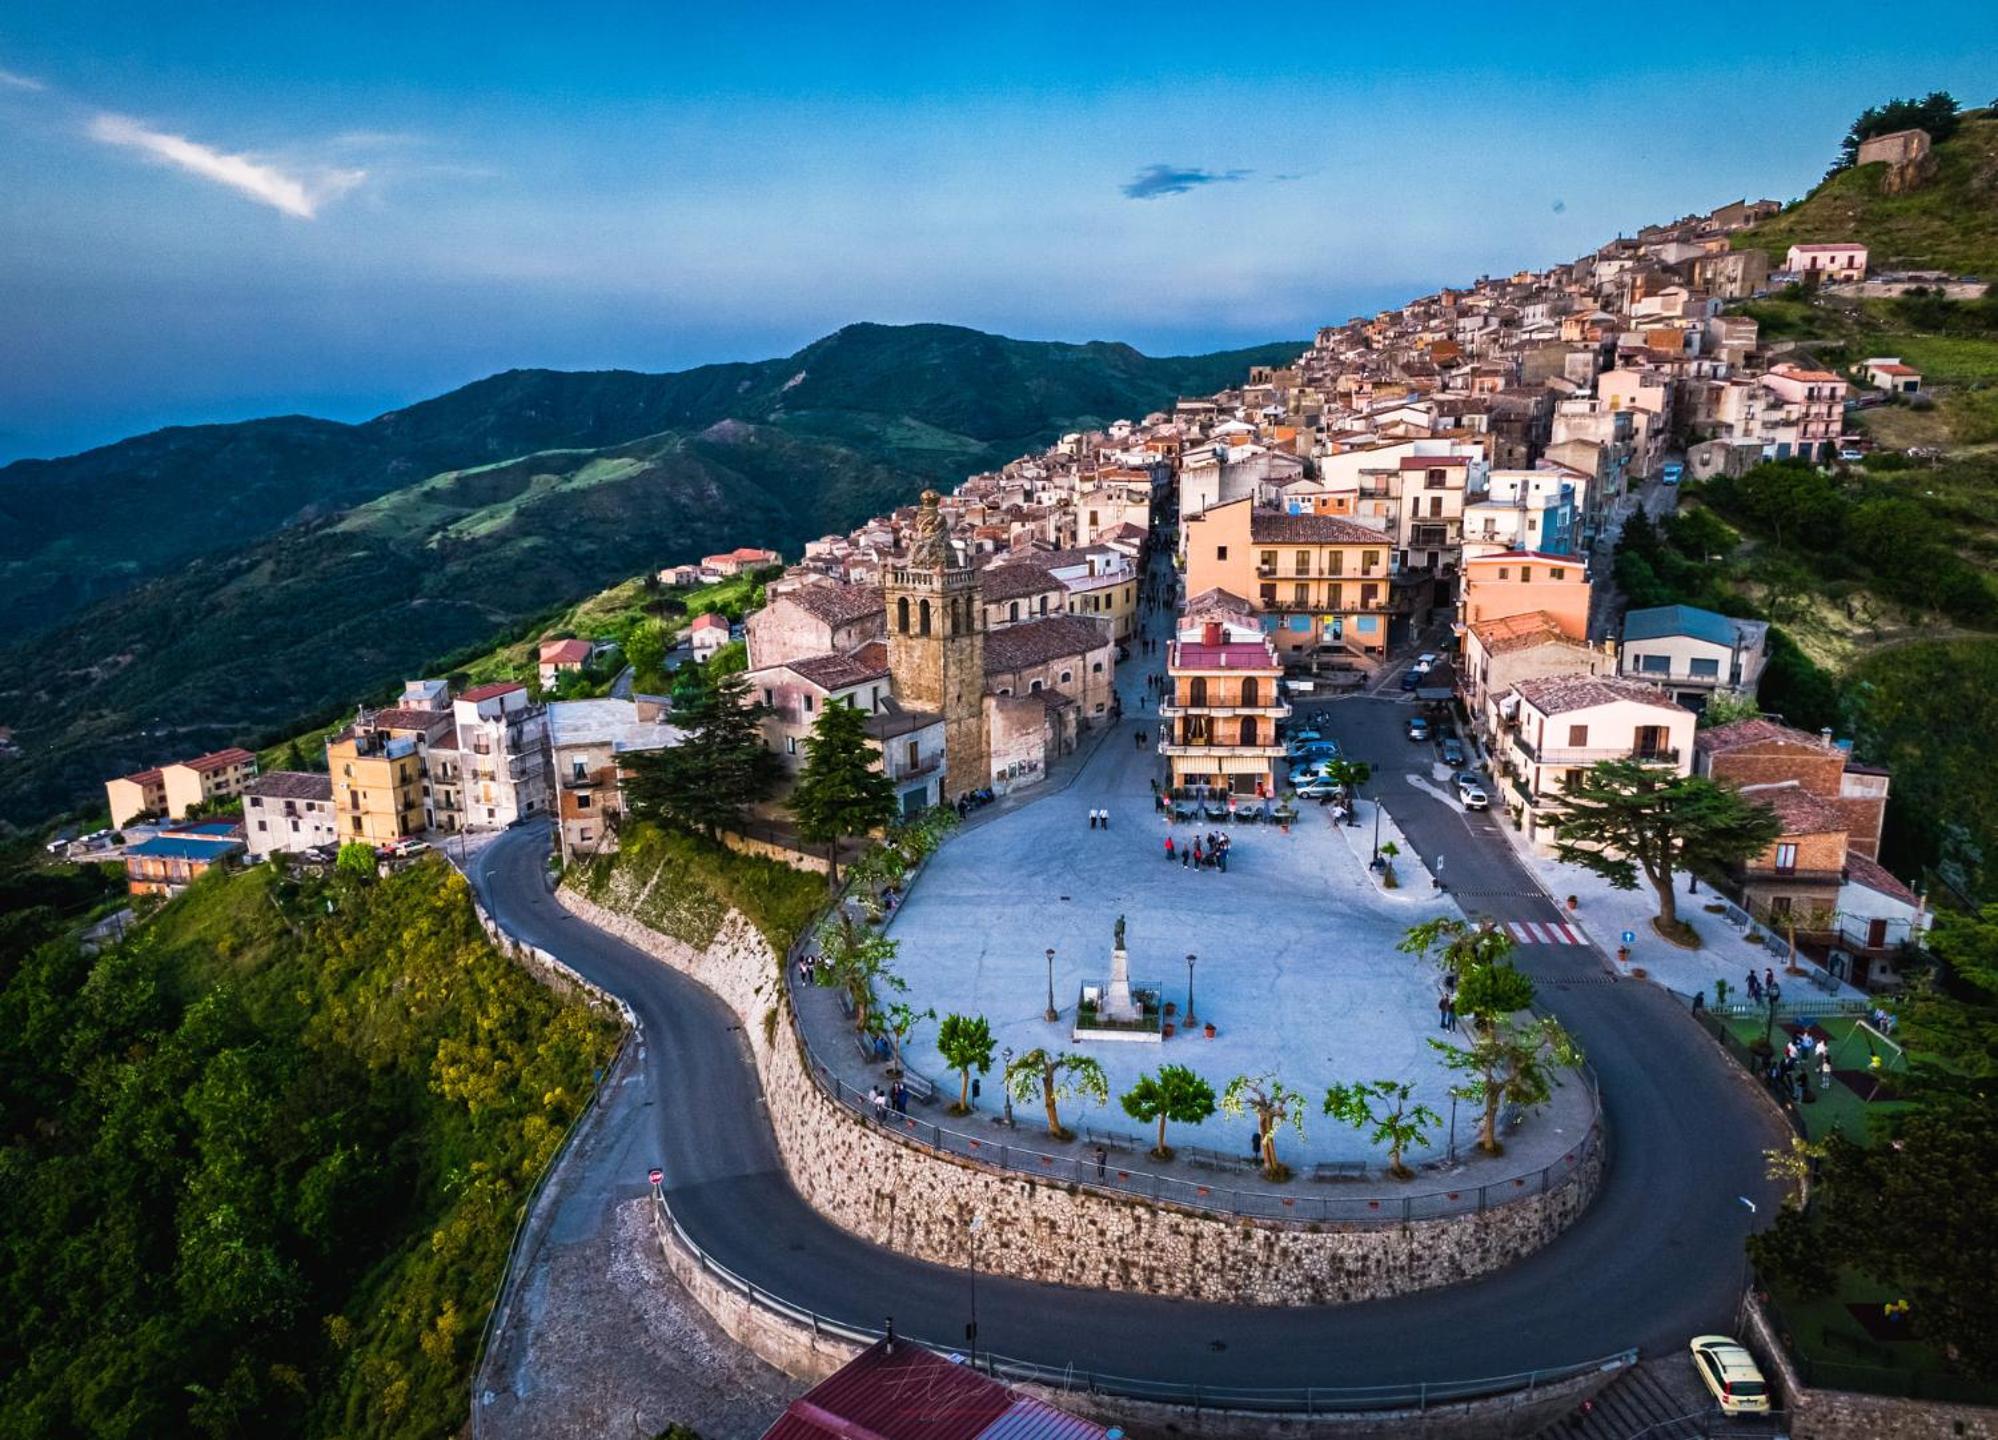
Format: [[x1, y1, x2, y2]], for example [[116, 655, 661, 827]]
[[1831, 91, 1960, 174], [623, 665, 780, 838], [789, 699, 898, 884], [1552, 761, 1782, 936], [936, 1013, 994, 1115], [1120, 1065, 1216, 1159]]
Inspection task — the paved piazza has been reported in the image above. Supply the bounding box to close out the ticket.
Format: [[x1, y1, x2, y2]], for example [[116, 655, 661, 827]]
[[887, 603, 1591, 1172]]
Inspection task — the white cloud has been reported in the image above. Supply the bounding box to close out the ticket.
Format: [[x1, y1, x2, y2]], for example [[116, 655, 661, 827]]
[[87, 111, 364, 218], [0, 67, 47, 91]]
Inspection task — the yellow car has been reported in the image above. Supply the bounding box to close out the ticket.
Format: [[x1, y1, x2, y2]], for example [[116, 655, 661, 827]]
[[1689, 1334, 1771, 1415]]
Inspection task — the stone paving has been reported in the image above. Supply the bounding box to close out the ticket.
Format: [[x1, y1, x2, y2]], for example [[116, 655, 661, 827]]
[[831, 562, 1596, 1178]]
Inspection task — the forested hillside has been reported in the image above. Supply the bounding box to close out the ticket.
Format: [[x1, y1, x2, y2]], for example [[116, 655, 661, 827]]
[[0, 855, 620, 1438], [0, 325, 1300, 827]]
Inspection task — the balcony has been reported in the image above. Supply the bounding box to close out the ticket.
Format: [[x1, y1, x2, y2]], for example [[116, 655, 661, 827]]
[[1510, 735, 1681, 767], [1159, 741, 1288, 760], [1744, 865, 1846, 886], [1158, 699, 1293, 721]]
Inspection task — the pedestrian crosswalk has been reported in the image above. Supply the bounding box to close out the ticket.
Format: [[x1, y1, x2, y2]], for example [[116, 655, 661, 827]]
[[1502, 920, 1584, 947]]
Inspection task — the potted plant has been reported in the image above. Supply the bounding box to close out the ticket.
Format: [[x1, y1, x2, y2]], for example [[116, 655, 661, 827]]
[[1162, 1021, 1176, 1038], [1204, 1022, 1217, 1039]]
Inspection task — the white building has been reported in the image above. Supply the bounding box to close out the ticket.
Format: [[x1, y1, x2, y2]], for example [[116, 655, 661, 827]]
[[452, 682, 554, 830], [241, 771, 339, 859], [1495, 675, 1695, 848]]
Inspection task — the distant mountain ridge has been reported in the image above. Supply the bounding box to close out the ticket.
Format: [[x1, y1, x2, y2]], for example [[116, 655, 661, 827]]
[[0, 323, 1303, 826], [0, 323, 1301, 639]]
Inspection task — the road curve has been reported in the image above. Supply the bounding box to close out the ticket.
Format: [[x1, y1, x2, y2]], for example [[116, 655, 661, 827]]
[[473, 819, 1785, 1392]]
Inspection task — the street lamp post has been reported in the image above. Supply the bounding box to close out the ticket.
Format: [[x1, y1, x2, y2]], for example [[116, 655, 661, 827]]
[[1044, 948, 1058, 1023], [966, 1213, 984, 1369], [1000, 1047, 1014, 1127], [1371, 797, 1383, 867], [1184, 953, 1197, 1026]]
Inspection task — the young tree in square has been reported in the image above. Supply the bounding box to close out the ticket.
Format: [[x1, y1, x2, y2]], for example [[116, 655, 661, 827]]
[[1220, 1072, 1308, 1181], [1323, 1080, 1441, 1180], [1120, 1065, 1217, 1161], [937, 1013, 994, 1116], [871, 999, 934, 1073], [1004, 1049, 1108, 1141], [813, 912, 902, 1036], [1428, 1014, 1582, 1156]]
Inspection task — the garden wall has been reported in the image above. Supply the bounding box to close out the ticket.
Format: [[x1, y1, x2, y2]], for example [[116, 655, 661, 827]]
[[558, 886, 1604, 1307], [1743, 1297, 1998, 1440]]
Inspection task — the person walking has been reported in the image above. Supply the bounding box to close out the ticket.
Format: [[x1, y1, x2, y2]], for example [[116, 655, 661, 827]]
[[1164, 835, 1175, 862], [1438, 993, 1452, 1030], [1764, 966, 1776, 995], [1095, 1146, 1108, 1180], [871, 1087, 888, 1122], [1101, 808, 1109, 830], [1747, 970, 1762, 1002]]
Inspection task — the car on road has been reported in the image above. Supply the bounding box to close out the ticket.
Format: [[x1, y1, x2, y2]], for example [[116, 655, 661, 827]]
[[1661, 461, 1684, 486], [1440, 738, 1466, 767], [1294, 776, 1345, 799], [1405, 715, 1431, 741], [1409, 652, 1440, 675], [1288, 739, 1340, 761], [1400, 667, 1422, 691], [1688, 1336, 1769, 1416], [1456, 775, 1489, 810]]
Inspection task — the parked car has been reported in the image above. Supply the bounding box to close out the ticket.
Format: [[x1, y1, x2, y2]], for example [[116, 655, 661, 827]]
[[1456, 776, 1489, 810], [1688, 1336, 1769, 1417], [1440, 738, 1466, 766], [1288, 761, 1336, 787], [1288, 739, 1340, 761], [1284, 725, 1323, 745], [1410, 652, 1440, 675], [1453, 770, 1485, 790], [1294, 776, 1344, 799], [1405, 715, 1431, 741], [1400, 668, 1422, 691], [390, 838, 432, 858], [1660, 461, 1684, 486]]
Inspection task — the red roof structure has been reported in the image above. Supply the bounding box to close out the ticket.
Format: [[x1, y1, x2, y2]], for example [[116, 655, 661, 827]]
[[762, 1339, 1105, 1440]]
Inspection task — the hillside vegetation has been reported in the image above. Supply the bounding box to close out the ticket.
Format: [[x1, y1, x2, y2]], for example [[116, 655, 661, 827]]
[[0, 324, 1301, 827], [1734, 110, 1998, 277], [0, 857, 619, 1438]]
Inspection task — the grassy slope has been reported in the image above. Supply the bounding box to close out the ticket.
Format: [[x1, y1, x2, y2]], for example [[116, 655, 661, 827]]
[[1734, 111, 1998, 277], [0, 858, 620, 1437]]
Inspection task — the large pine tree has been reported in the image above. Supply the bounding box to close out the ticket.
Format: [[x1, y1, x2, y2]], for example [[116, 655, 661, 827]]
[[623, 664, 780, 838], [789, 699, 898, 883]]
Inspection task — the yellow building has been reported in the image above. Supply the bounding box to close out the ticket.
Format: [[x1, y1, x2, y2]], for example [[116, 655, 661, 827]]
[[326, 729, 425, 844], [160, 747, 259, 819]]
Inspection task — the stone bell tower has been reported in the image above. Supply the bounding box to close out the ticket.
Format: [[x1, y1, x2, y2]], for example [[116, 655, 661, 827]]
[[885, 490, 987, 800]]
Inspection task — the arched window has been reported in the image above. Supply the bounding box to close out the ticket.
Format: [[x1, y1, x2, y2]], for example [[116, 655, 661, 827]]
[[1029, 679, 1044, 694], [919, 598, 932, 636], [1060, 670, 1073, 684], [896, 596, 910, 634], [949, 598, 961, 636], [1008, 600, 1020, 622], [1242, 676, 1259, 706], [1240, 717, 1259, 745]]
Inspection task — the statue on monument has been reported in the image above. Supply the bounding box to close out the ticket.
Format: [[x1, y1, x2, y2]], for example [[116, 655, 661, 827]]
[[910, 489, 948, 568], [1114, 914, 1126, 950]]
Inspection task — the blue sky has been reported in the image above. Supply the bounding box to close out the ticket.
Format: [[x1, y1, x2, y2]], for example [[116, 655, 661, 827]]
[[1, 5, 1992, 461]]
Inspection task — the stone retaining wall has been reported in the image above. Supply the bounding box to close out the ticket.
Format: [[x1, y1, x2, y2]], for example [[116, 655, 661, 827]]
[[561, 886, 1604, 1306], [1743, 1297, 1997, 1440]]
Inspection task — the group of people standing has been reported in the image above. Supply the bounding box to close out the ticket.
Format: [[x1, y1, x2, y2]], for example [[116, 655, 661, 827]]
[[1164, 831, 1232, 872], [868, 1081, 910, 1120]]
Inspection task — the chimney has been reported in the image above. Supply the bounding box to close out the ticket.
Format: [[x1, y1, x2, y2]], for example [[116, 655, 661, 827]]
[[1819, 727, 1834, 747], [1203, 620, 1222, 647]]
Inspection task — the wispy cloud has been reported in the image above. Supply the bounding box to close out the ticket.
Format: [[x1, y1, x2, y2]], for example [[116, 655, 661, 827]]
[[1120, 163, 1251, 200], [86, 111, 364, 218], [0, 67, 47, 91]]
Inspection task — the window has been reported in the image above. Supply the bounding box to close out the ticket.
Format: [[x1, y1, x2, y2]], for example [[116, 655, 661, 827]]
[[1639, 654, 1670, 674], [1091, 661, 1103, 673], [572, 759, 587, 780], [256, 819, 267, 832], [1866, 918, 1889, 948], [578, 828, 592, 843], [896, 596, 910, 633], [1521, 566, 1533, 582], [1216, 546, 1228, 561], [1242, 677, 1259, 705], [1294, 550, 1311, 575], [803, 694, 815, 713], [786, 736, 798, 755], [1689, 657, 1719, 679], [1497, 567, 1510, 580], [1774, 842, 1798, 873], [1567, 724, 1589, 747], [1551, 567, 1566, 580], [576, 793, 591, 810], [1326, 551, 1342, 576], [907, 741, 920, 768], [1292, 582, 1309, 606], [351, 816, 363, 834], [919, 598, 932, 636], [1030, 679, 1044, 694], [1009, 601, 1020, 622]]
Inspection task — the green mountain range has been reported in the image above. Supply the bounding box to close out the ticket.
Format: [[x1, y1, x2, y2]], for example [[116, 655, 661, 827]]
[[0, 323, 1301, 826]]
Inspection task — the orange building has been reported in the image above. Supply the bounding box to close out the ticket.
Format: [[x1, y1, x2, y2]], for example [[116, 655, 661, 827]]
[[1457, 550, 1591, 641], [1160, 594, 1289, 797]]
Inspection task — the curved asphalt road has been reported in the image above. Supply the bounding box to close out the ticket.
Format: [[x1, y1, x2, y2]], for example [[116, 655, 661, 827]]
[[474, 808, 1785, 1394]]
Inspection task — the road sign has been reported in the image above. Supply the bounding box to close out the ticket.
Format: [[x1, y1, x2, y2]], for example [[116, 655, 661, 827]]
[[647, 1167, 664, 1187], [1621, 930, 1636, 945]]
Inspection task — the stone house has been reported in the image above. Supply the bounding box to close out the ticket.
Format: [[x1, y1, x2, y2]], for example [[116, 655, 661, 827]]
[[749, 645, 892, 773], [547, 696, 684, 864], [981, 614, 1115, 724], [744, 583, 885, 671], [1858, 357, 1922, 394], [241, 771, 338, 859], [688, 611, 731, 663], [978, 559, 1065, 629], [1460, 611, 1614, 738]]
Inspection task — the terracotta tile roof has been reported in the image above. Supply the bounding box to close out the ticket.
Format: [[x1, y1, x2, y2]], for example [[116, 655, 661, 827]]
[[459, 681, 525, 703], [978, 561, 1064, 602], [538, 638, 593, 665], [176, 747, 256, 773], [689, 612, 730, 632], [1513, 674, 1678, 715], [245, 770, 333, 802], [1844, 851, 1918, 906], [1246, 510, 1387, 545], [788, 649, 889, 692], [1695, 717, 1838, 756], [982, 615, 1110, 674], [369, 706, 453, 733], [1741, 780, 1847, 836], [783, 583, 885, 626], [763, 1338, 1104, 1440], [1470, 610, 1572, 654], [118, 767, 164, 786]]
